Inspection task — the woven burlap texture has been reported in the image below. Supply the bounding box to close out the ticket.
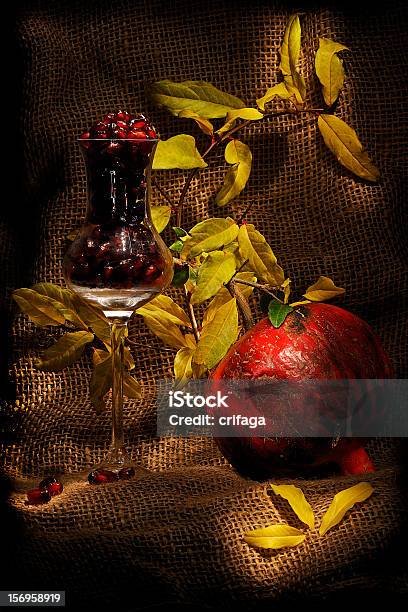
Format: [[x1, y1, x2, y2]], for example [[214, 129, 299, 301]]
[[3, 0, 408, 607]]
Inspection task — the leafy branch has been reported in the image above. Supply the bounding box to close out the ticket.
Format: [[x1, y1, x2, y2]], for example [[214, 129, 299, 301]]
[[13, 14, 374, 407]]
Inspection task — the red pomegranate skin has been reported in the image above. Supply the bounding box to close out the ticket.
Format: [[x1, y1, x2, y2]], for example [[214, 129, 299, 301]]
[[211, 303, 393, 479]]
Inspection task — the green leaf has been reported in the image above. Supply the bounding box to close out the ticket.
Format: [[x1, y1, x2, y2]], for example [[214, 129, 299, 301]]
[[315, 38, 348, 107], [318, 114, 380, 181], [202, 271, 256, 327], [244, 524, 306, 550], [151, 206, 171, 233], [238, 224, 285, 286], [279, 14, 306, 104], [215, 140, 252, 206], [169, 239, 184, 253], [194, 298, 238, 369], [178, 109, 214, 136], [148, 80, 245, 118], [268, 300, 293, 328], [256, 83, 292, 111], [13, 288, 66, 327], [182, 217, 239, 259], [137, 294, 191, 327], [173, 226, 188, 238], [31, 283, 88, 329], [191, 251, 236, 305], [35, 331, 94, 371], [171, 265, 189, 288], [153, 135, 207, 170], [303, 276, 345, 301]]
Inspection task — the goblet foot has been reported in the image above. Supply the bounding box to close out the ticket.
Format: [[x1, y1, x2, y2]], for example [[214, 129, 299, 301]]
[[89, 447, 150, 481]]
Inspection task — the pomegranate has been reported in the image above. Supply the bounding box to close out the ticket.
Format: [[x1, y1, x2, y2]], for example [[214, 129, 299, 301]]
[[211, 303, 393, 479]]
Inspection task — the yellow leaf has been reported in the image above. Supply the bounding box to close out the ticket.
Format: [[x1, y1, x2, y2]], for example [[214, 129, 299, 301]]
[[202, 271, 256, 327], [31, 283, 88, 329], [238, 224, 285, 286], [191, 251, 236, 305], [256, 83, 292, 111], [319, 482, 374, 536], [151, 206, 171, 233], [194, 298, 238, 369], [318, 114, 380, 181], [90, 348, 112, 413], [184, 333, 196, 350], [217, 107, 263, 136], [192, 361, 207, 379], [281, 278, 291, 304], [143, 314, 187, 349], [270, 484, 315, 530], [315, 38, 349, 107], [279, 14, 306, 104], [13, 288, 66, 327], [136, 294, 191, 327], [35, 331, 94, 371], [215, 140, 252, 206], [182, 217, 239, 259], [91, 349, 141, 413], [244, 524, 306, 549], [289, 300, 311, 307], [153, 135, 207, 170], [74, 298, 111, 344], [174, 345, 195, 386], [148, 79, 245, 118], [303, 276, 345, 301], [178, 109, 214, 136], [284, 75, 306, 105], [123, 374, 142, 399]]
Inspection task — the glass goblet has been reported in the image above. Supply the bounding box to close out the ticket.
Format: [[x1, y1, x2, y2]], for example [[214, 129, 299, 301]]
[[63, 127, 173, 476]]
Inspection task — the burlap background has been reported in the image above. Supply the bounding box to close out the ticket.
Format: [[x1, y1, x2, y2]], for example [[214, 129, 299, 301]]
[[2, 0, 407, 608]]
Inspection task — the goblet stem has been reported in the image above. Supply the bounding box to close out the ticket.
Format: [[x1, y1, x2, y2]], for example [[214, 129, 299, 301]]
[[108, 319, 128, 466]]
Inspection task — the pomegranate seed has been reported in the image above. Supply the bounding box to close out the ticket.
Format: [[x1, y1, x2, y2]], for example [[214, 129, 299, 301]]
[[80, 131, 91, 140], [118, 467, 135, 480], [103, 265, 114, 281], [130, 120, 146, 128], [148, 129, 157, 138], [116, 120, 128, 129], [116, 111, 130, 121], [128, 129, 147, 140], [26, 488, 51, 505], [114, 128, 128, 139], [88, 469, 119, 485], [144, 264, 161, 280], [48, 482, 63, 496], [107, 141, 122, 153], [39, 475, 57, 488]]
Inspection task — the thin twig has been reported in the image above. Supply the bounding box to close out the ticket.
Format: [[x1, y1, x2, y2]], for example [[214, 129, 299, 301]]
[[175, 107, 322, 227], [185, 288, 200, 343], [233, 278, 283, 304], [126, 338, 175, 352], [151, 179, 175, 208], [226, 282, 253, 331]]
